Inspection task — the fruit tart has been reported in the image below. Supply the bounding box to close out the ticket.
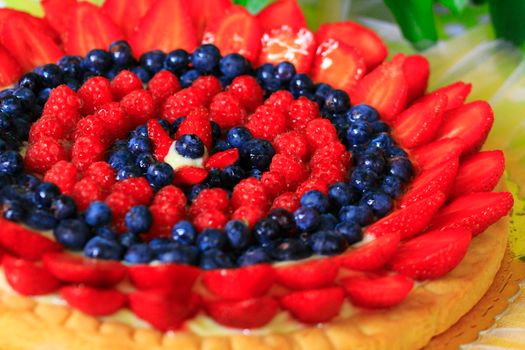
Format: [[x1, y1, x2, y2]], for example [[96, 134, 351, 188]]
[[0, 0, 513, 349]]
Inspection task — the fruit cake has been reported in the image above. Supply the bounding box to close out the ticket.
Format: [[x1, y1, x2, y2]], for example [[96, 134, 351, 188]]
[[0, 0, 514, 349]]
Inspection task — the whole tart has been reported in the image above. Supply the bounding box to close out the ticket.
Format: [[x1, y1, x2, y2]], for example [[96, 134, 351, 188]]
[[0, 1, 514, 350]]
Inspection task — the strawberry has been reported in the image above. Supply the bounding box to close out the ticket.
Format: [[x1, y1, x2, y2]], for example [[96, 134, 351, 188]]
[[403, 54, 429, 103], [96, 102, 131, 140], [24, 137, 68, 174], [205, 148, 239, 170], [43, 252, 127, 287], [339, 233, 400, 271], [2, 255, 61, 296], [112, 177, 153, 205], [392, 92, 447, 149], [451, 150, 505, 198], [203, 5, 262, 62], [101, 0, 156, 37], [64, 2, 124, 56], [128, 264, 200, 290], [209, 92, 247, 129], [256, 0, 306, 32], [351, 54, 408, 121], [431, 81, 472, 111], [0, 43, 21, 87], [175, 107, 213, 149], [148, 70, 181, 105], [275, 258, 340, 290], [436, 101, 494, 155], [61, 285, 127, 316], [203, 264, 275, 301], [110, 70, 143, 101], [259, 26, 316, 74], [120, 89, 156, 127], [227, 75, 263, 113], [389, 229, 472, 280], [129, 0, 197, 56], [429, 192, 514, 236], [342, 273, 413, 308], [411, 137, 465, 171], [173, 166, 209, 186], [311, 38, 367, 93], [279, 287, 344, 323], [42, 0, 76, 34], [147, 119, 173, 161], [316, 21, 387, 70], [367, 192, 446, 240], [188, 0, 233, 39], [205, 297, 278, 328], [44, 161, 78, 195], [78, 77, 114, 116]]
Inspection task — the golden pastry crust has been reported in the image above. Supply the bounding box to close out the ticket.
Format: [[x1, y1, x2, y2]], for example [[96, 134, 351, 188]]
[[0, 216, 508, 350]]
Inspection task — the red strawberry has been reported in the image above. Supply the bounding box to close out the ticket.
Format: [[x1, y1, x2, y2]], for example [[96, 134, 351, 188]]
[[112, 177, 153, 205], [339, 233, 400, 271], [147, 204, 185, 238], [451, 150, 505, 198], [245, 105, 288, 141], [259, 26, 316, 73], [403, 54, 429, 103], [270, 154, 309, 190], [64, 2, 124, 56], [275, 258, 340, 290], [73, 115, 110, 144], [188, 0, 233, 39], [43, 252, 127, 287], [316, 21, 387, 70], [271, 191, 300, 212], [203, 5, 262, 62], [411, 137, 465, 171], [24, 137, 68, 174], [101, 0, 156, 37], [42, 0, 76, 34], [0, 43, 21, 87], [0, 218, 62, 260], [29, 116, 68, 144], [148, 70, 181, 105], [129, 264, 200, 290], [389, 229, 472, 280], [147, 119, 173, 161], [205, 297, 278, 328], [173, 166, 209, 186], [78, 77, 114, 115], [83, 161, 116, 192], [436, 100, 494, 154], [96, 102, 131, 140], [265, 90, 294, 114], [110, 70, 143, 101], [175, 107, 213, 149], [44, 161, 78, 195], [432, 81, 472, 111], [120, 89, 156, 127], [203, 264, 275, 301], [209, 92, 247, 129], [192, 75, 223, 106], [305, 118, 338, 150], [429, 192, 514, 236], [231, 205, 265, 228], [288, 96, 320, 132], [232, 178, 269, 210], [342, 273, 413, 308], [367, 192, 446, 240], [2, 255, 61, 296], [273, 131, 309, 162], [311, 39, 366, 94], [256, 0, 306, 32], [227, 75, 264, 113], [129, 0, 197, 56], [205, 149, 239, 170], [61, 285, 127, 316], [280, 287, 344, 323], [71, 135, 107, 172], [193, 209, 228, 231]]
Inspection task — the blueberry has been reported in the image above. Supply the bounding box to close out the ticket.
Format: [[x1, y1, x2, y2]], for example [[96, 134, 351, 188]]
[[96, 226, 117, 240], [33, 182, 60, 208], [275, 61, 296, 83], [0, 151, 22, 175], [157, 244, 198, 264], [35, 64, 63, 88], [388, 157, 413, 181], [203, 168, 223, 187], [0, 139, 7, 152], [308, 231, 348, 255], [239, 138, 275, 171], [346, 121, 373, 146], [140, 50, 166, 74], [131, 125, 149, 138], [0, 96, 22, 115], [116, 165, 142, 180], [172, 220, 197, 245], [314, 83, 333, 105], [51, 195, 77, 220], [0, 114, 11, 131], [210, 121, 221, 145], [125, 205, 153, 234], [268, 208, 295, 232], [237, 246, 270, 266], [358, 153, 386, 174], [227, 127, 252, 148], [249, 168, 263, 179], [339, 205, 374, 226], [324, 89, 350, 113], [135, 152, 156, 171], [360, 191, 393, 217], [289, 74, 313, 96], [388, 146, 407, 157], [175, 134, 205, 159], [200, 249, 234, 269], [294, 207, 320, 232], [17, 72, 41, 91], [109, 40, 134, 68], [54, 219, 91, 250], [256, 64, 280, 91], [180, 69, 201, 88], [3, 200, 25, 221], [225, 220, 251, 250], [58, 55, 83, 79], [130, 66, 151, 83], [83, 49, 112, 74], [221, 165, 245, 188], [328, 182, 357, 207], [12, 87, 35, 105], [12, 117, 30, 140], [187, 183, 208, 201], [220, 53, 248, 78], [372, 120, 390, 133], [107, 68, 123, 81], [84, 236, 124, 260], [253, 218, 281, 245], [300, 190, 329, 213], [124, 243, 154, 264], [108, 149, 133, 170], [119, 232, 141, 248], [213, 139, 231, 153], [350, 168, 379, 192], [335, 222, 363, 245], [265, 238, 311, 261], [192, 44, 221, 73], [197, 228, 227, 252], [128, 136, 152, 154], [17, 174, 40, 191], [368, 132, 394, 151], [382, 175, 403, 197], [148, 237, 173, 254], [164, 49, 190, 73], [317, 213, 338, 230], [85, 201, 112, 227], [347, 104, 379, 123]]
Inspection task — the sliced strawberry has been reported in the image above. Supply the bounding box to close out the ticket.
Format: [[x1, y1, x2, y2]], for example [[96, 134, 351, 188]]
[[256, 0, 306, 33], [431, 81, 472, 111], [205, 148, 239, 170], [102, 0, 156, 37], [203, 5, 262, 62], [316, 21, 387, 70], [389, 229, 472, 280], [2, 255, 61, 296], [275, 258, 340, 290], [342, 273, 413, 308], [279, 287, 344, 323], [130, 0, 197, 56], [128, 263, 200, 291], [173, 166, 209, 186], [392, 92, 447, 149], [0, 43, 21, 87], [350, 54, 408, 122], [43, 252, 127, 287], [205, 296, 278, 329], [0, 9, 60, 43], [176, 111, 213, 149], [451, 150, 505, 198], [436, 101, 494, 154], [410, 137, 465, 171], [310, 39, 366, 94], [147, 119, 173, 161], [61, 285, 127, 316], [0, 218, 62, 260], [259, 26, 315, 73], [339, 233, 400, 271], [367, 192, 446, 240], [429, 192, 514, 236], [42, 0, 76, 34], [189, 0, 233, 39], [403, 54, 429, 103], [64, 2, 124, 56]]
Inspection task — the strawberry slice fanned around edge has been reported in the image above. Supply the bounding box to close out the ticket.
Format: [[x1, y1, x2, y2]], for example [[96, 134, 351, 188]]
[[402, 54, 430, 104], [128, 263, 200, 291], [339, 232, 400, 271], [204, 296, 279, 329], [275, 257, 340, 290], [101, 0, 157, 38], [431, 81, 472, 111], [42, 0, 77, 34], [257, 0, 307, 33], [279, 287, 345, 323], [342, 273, 414, 308], [410, 137, 465, 172], [189, 0, 233, 40], [2, 255, 61, 296], [60, 285, 127, 316], [147, 119, 172, 162]]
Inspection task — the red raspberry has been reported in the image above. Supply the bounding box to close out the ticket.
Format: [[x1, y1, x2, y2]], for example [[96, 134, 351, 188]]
[[245, 105, 288, 141], [152, 185, 187, 212], [189, 188, 230, 217], [120, 89, 156, 127], [78, 77, 114, 115], [25, 137, 68, 174], [73, 115, 110, 144], [44, 161, 78, 195], [72, 178, 106, 211], [176, 107, 213, 149], [264, 90, 293, 114], [96, 102, 130, 140], [271, 192, 300, 212], [110, 70, 143, 101], [232, 205, 265, 228], [260, 171, 286, 199], [71, 135, 106, 172], [29, 116, 68, 143], [273, 131, 310, 161], [105, 191, 137, 220], [83, 161, 116, 191], [231, 178, 269, 210], [192, 75, 222, 105], [269, 154, 309, 190], [310, 161, 346, 184], [289, 96, 320, 132], [42, 85, 81, 130], [111, 177, 153, 206], [296, 178, 329, 199], [305, 118, 338, 150], [311, 142, 351, 168], [147, 204, 186, 238], [193, 209, 228, 231], [209, 92, 247, 129], [148, 70, 181, 105], [161, 87, 206, 122], [228, 75, 263, 113]]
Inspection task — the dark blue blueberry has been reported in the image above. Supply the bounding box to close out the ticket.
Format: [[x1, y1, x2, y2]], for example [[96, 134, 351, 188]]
[[158, 244, 199, 265], [220, 53, 248, 78], [213, 140, 231, 153], [107, 67, 123, 81], [237, 246, 270, 266], [96, 226, 117, 240], [289, 73, 313, 96], [17, 174, 40, 191], [372, 120, 390, 133], [314, 83, 333, 105], [111, 139, 129, 152], [54, 219, 91, 250], [140, 50, 166, 74], [108, 149, 133, 170], [180, 69, 201, 88], [176, 134, 205, 159], [347, 104, 379, 123], [203, 168, 223, 188], [164, 49, 190, 73], [82, 71, 97, 83], [58, 55, 83, 79], [3, 200, 25, 221], [388, 157, 413, 181], [388, 146, 408, 158], [17, 72, 41, 91], [33, 182, 60, 208], [239, 138, 275, 171], [325, 89, 350, 113], [131, 125, 148, 138], [225, 220, 251, 250], [148, 237, 172, 254], [210, 121, 221, 144], [339, 204, 374, 226], [382, 175, 403, 197], [253, 218, 281, 245], [130, 66, 151, 83], [221, 165, 245, 187], [172, 220, 197, 245], [11, 117, 30, 140], [0, 151, 22, 175], [192, 44, 221, 73], [256, 64, 280, 91], [197, 228, 227, 252], [83, 49, 112, 74], [128, 136, 152, 154], [172, 116, 186, 133], [0, 114, 11, 131], [268, 208, 295, 232], [124, 243, 154, 264], [12, 87, 35, 106], [300, 190, 329, 213], [346, 121, 374, 146], [109, 40, 134, 68], [328, 182, 357, 207], [125, 205, 153, 234], [200, 249, 234, 269], [187, 183, 208, 201], [84, 236, 124, 260], [135, 152, 156, 171], [294, 207, 320, 232], [335, 222, 363, 245], [265, 238, 311, 261], [0, 96, 22, 115], [360, 191, 393, 217], [227, 127, 252, 148], [1, 184, 25, 204], [116, 165, 142, 181], [367, 132, 394, 151], [350, 168, 379, 192], [317, 213, 338, 231], [308, 231, 348, 255], [34, 64, 63, 88], [357, 153, 386, 174], [275, 61, 296, 83], [0, 139, 7, 152], [119, 232, 141, 248], [249, 168, 262, 180], [51, 195, 77, 220], [85, 201, 112, 227], [0, 89, 13, 99]]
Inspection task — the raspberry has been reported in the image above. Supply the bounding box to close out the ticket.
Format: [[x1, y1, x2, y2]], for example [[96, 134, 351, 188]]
[[111, 177, 153, 205], [189, 188, 230, 217], [175, 108, 213, 149], [289, 96, 320, 132], [78, 77, 114, 115], [311, 142, 351, 167], [271, 192, 300, 212], [73, 115, 110, 144], [96, 102, 130, 140], [305, 118, 338, 150], [310, 161, 346, 184], [110, 70, 143, 101], [161, 87, 206, 123], [152, 185, 187, 212], [295, 178, 329, 199], [264, 90, 293, 114], [232, 205, 265, 228], [41, 85, 81, 131], [228, 75, 263, 113], [269, 154, 309, 190], [105, 191, 137, 220], [71, 135, 106, 172], [232, 178, 269, 210], [192, 75, 222, 105], [29, 116, 68, 143], [83, 162, 116, 191], [24, 137, 68, 174], [209, 92, 247, 129], [44, 161, 78, 194], [148, 70, 181, 105], [72, 178, 106, 211], [273, 131, 310, 161], [147, 204, 186, 238], [193, 209, 228, 231], [120, 89, 156, 127], [261, 171, 286, 199], [245, 105, 288, 141]]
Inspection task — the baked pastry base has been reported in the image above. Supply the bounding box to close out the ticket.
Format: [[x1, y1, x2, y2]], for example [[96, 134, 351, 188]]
[[0, 216, 508, 350]]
